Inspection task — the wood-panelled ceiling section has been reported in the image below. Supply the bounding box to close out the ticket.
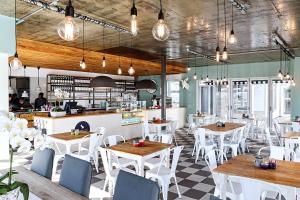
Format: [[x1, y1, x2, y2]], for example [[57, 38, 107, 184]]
[[2, 0, 300, 75]]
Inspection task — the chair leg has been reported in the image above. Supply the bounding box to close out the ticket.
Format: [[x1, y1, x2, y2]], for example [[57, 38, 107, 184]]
[[192, 144, 196, 156], [103, 177, 108, 191], [173, 134, 178, 146], [161, 180, 170, 200], [173, 176, 181, 198], [195, 145, 201, 163]]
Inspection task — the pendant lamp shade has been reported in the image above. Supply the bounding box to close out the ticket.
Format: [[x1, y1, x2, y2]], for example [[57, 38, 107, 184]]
[[90, 76, 116, 89], [21, 90, 29, 98], [135, 80, 157, 90]]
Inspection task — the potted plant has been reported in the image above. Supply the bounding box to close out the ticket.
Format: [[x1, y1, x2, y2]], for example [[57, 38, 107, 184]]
[[0, 112, 38, 200], [50, 88, 69, 117]]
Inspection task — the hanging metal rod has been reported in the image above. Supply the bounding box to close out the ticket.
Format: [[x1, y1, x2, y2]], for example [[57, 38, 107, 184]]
[[272, 31, 295, 59], [20, 0, 130, 33]]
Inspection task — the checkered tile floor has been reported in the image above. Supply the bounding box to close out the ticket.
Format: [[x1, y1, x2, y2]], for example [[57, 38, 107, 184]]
[[4, 128, 272, 200]]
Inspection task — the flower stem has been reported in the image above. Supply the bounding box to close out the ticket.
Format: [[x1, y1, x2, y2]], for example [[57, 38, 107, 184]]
[[8, 145, 13, 185]]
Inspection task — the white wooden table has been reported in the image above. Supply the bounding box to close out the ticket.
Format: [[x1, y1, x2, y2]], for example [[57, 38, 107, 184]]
[[107, 141, 172, 176], [201, 123, 245, 164], [148, 120, 171, 134], [48, 131, 92, 154], [1, 167, 88, 200]]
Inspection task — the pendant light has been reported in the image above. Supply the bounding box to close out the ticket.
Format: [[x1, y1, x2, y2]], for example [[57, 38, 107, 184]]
[[206, 63, 209, 82], [117, 32, 122, 75], [21, 66, 29, 98], [130, 0, 138, 36], [152, 0, 170, 41], [8, 66, 14, 94], [187, 51, 191, 71], [128, 36, 135, 75], [102, 27, 106, 68], [216, 63, 219, 85], [10, 0, 22, 71], [193, 55, 197, 80], [80, 20, 86, 69], [286, 57, 290, 79], [278, 48, 283, 79], [35, 66, 42, 93], [216, 0, 220, 62], [57, 0, 80, 41], [222, 0, 228, 60], [229, 4, 237, 44]]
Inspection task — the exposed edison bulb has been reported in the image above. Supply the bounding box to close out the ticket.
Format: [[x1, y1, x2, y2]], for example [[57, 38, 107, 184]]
[[57, 16, 80, 41], [187, 67, 191, 72], [286, 73, 290, 79], [222, 47, 228, 60], [131, 15, 138, 36], [80, 58, 86, 69], [128, 65, 135, 75], [193, 73, 197, 80], [229, 30, 237, 44], [291, 78, 296, 86], [152, 10, 170, 41], [278, 70, 283, 79], [216, 47, 220, 62], [9, 53, 22, 70], [102, 56, 106, 68], [117, 67, 122, 75], [206, 75, 209, 82]]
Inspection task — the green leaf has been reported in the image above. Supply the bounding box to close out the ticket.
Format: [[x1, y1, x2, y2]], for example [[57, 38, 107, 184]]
[[0, 171, 17, 182], [0, 185, 10, 195], [10, 182, 29, 200]]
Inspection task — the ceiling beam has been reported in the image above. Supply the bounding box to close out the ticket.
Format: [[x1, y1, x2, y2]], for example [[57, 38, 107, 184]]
[[12, 38, 186, 76]]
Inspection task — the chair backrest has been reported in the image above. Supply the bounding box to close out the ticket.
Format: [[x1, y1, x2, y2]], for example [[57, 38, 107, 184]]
[[188, 114, 194, 125], [265, 128, 273, 146], [88, 133, 103, 157], [237, 127, 245, 144], [292, 122, 300, 132], [31, 148, 55, 179], [170, 146, 184, 173], [113, 170, 160, 200], [161, 134, 173, 144], [205, 149, 218, 170], [103, 135, 125, 147], [59, 154, 92, 197], [209, 195, 221, 200], [99, 147, 112, 177], [143, 121, 150, 137], [170, 120, 178, 135], [195, 128, 206, 146]]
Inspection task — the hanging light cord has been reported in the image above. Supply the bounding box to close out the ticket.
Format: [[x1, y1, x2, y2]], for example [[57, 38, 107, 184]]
[[102, 26, 105, 57], [160, 0, 163, 10], [231, 4, 234, 31], [82, 20, 85, 59], [280, 48, 282, 72], [118, 31, 121, 67], [194, 55, 197, 75], [130, 35, 133, 66], [224, 0, 227, 46], [15, 0, 17, 52], [37, 67, 40, 86], [217, 0, 220, 47]]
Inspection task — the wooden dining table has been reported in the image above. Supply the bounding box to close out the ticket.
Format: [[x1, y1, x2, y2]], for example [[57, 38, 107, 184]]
[[108, 140, 172, 176], [214, 155, 300, 200], [1, 167, 88, 200], [48, 131, 92, 153], [281, 131, 300, 148], [201, 122, 245, 164]]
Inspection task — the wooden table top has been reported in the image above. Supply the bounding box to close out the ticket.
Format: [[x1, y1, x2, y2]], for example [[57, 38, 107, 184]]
[[109, 140, 172, 156], [49, 131, 92, 141], [214, 155, 300, 188], [149, 120, 171, 125], [2, 167, 88, 200], [278, 120, 293, 125], [281, 131, 300, 138], [201, 122, 245, 132]]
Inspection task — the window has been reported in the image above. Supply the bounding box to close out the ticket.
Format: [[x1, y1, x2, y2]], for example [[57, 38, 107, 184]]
[[167, 81, 180, 107]]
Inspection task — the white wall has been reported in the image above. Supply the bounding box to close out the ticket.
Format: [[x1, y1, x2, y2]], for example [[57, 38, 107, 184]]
[[0, 53, 9, 111]]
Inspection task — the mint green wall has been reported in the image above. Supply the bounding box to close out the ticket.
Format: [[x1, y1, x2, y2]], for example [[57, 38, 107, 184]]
[[0, 15, 16, 55], [291, 58, 300, 118], [138, 75, 161, 107]]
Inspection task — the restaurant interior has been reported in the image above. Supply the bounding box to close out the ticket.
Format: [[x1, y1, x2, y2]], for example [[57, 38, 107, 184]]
[[1, 0, 300, 200]]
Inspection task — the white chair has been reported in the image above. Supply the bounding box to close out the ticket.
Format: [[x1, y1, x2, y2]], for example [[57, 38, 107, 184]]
[[103, 135, 138, 173], [71, 129, 104, 173], [258, 146, 293, 161], [241, 123, 251, 153], [160, 120, 178, 146], [205, 150, 243, 200], [292, 122, 300, 132], [194, 128, 216, 162], [143, 121, 158, 141], [187, 122, 196, 135], [223, 127, 245, 157], [99, 147, 136, 195], [144, 135, 173, 170], [145, 146, 184, 200]]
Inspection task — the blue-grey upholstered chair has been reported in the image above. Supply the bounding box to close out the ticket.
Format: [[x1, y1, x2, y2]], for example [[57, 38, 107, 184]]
[[113, 170, 160, 200], [209, 195, 222, 200], [31, 148, 55, 179], [59, 154, 92, 197]]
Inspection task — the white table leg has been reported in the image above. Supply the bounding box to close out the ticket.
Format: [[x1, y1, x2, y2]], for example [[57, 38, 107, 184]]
[[220, 135, 224, 164], [65, 143, 71, 154], [219, 173, 227, 199], [137, 157, 145, 176]]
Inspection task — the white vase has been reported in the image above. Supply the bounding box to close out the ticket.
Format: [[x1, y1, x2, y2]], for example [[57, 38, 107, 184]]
[[0, 133, 9, 161], [50, 111, 66, 118], [0, 188, 20, 200]]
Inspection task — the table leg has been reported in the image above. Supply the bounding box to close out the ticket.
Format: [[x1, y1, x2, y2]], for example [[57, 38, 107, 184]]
[[219, 173, 227, 200], [65, 143, 71, 154], [137, 158, 145, 176], [220, 135, 224, 164]]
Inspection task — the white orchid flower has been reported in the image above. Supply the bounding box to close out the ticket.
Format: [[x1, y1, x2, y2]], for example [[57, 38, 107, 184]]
[[17, 140, 32, 153], [34, 134, 53, 150], [13, 118, 28, 131]]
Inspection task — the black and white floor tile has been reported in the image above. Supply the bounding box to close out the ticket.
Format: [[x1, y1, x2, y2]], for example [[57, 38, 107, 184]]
[[4, 128, 272, 200]]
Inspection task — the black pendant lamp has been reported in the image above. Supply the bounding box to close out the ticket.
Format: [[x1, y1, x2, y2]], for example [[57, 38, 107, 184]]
[[222, 0, 228, 60], [186, 51, 191, 72], [278, 48, 283, 79], [21, 66, 29, 98], [8, 66, 14, 94], [90, 76, 116, 88], [102, 27, 106, 68], [193, 55, 197, 80], [216, 0, 220, 62], [80, 20, 86, 69], [130, 0, 138, 36], [135, 80, 157, 91], [57, 0, 80, 41], [35, 66, 42, 93], [10, 0, 22, 71]]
